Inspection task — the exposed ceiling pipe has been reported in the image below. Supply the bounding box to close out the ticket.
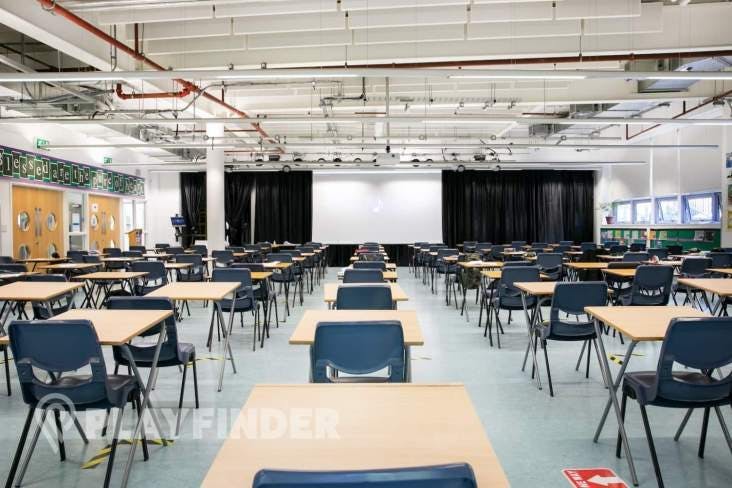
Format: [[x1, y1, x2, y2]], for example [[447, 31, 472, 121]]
[[115, 82, 192, 100], [626, 87, 732, 140], [35, 0, 279, 148]]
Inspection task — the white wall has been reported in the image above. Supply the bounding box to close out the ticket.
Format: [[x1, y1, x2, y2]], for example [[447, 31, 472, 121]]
[[144, 171, 182, 247]]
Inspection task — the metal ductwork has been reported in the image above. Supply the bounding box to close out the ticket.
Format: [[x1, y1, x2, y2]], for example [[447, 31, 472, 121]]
[[632, 57, 732, 93]]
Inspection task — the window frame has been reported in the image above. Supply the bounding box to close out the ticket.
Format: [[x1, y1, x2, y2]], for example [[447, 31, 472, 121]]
[[613, 200, 633, 224], [632, 199, 653, 225], [655, 196, 681, 224], [682, 191, 721, 224]]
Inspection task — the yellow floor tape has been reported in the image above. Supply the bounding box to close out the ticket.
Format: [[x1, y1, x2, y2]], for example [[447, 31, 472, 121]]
[[608, 352, 645, 366], [82, 439, 173, 469]]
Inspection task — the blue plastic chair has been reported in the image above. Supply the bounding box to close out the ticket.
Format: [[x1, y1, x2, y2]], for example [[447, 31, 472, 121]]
[[175, 254, 205, 282], [311, 321, 406, 383], [25, 274, 74, 319], [510, 240, 526, 249], [559, 240, 573, 246], [129, 260, 168, 295], [0, 256, 14, 264], [212, 268, 262, 350], [107, 297, 197, 434], [6, 320, 144, 488], [336, 284, 393, 310], [353, 261, 387, 271], [267, 252, 301, 312], [580, 242, 596, 252], [103, 247, 121, 257], [122, 250, 143, 258], [486, 266, 540, 348], [167, 246, 185, 255], [620, 317, 732, 488], [648, 248, 669, 260], [343, 269, 384, 283], [622, 265, 674, 306], [708, 252, 732, 269], [623, 252, 649, 263], [536, 253, 563, 281], [630, 242, 647, 252], [154, 243, 170, 250], [190, 244, 208, 256], [535, 282, 608, 397], [253, 464, 477, 488], [129, 245, 146, 253], [0, 263, 28, 274], [212, 250, 234, 268], [673, 258, 713, 309], [609, 245, 628, 256], [604, 262, 639, 305], [232, 263, 279, 327]]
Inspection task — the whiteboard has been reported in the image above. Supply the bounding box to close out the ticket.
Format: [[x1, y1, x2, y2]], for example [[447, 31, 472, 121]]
[[312, 172, 443, 244]]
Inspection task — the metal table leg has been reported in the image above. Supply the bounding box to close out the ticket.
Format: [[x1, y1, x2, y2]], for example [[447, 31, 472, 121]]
[[216, 293, 238, 392], [519, 291, 544, 390]]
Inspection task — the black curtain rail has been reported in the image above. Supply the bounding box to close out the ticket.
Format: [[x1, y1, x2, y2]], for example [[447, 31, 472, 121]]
[[441, 170, 594, 246]]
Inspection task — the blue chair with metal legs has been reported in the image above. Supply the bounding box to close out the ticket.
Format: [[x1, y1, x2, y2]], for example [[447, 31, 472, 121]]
[[673, 258, 713, 309], [648, 248, 669, 260], [0, 263, 28, 274], [232, 263, 280, 327], [623, 252, 649, 262], [336, 284, 393, 310], [619, 317, 732, 488], [129, 245, 146, 253], [353, 261, 386, 271], [485, 266, 540, 348], [629, 242, 646, 252], [533, 282, 608, 397], [580, 242, 596, 252], [130, 261, 168, 295], [608, 245, 628, 256], [621, 265, 674, 306], [253, 463, 477, 488], [311, 321, 406, 383], [559, 240, 573, 246], [343, 269, 384, 283], [267, 253, 300, 315], [510, 240, 526, 249], [211, 250, 234, 268], [5, 320, 145, 488], [190, 244, 208, 256], [211, 268, 263, 351], [0, 256, 14, 264], [154, 243, 170, 250], [708, 252, 732, 269], [536, 253, 563, 281], [107, 297, 198, 435], [25, 274, 74, 318]]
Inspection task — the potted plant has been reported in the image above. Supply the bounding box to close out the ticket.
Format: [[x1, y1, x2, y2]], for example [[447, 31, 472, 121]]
[[599, 202, 614, 224]]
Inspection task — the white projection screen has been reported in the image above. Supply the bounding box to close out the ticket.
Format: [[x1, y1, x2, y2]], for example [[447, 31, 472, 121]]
[[312, 172, 442, 244]]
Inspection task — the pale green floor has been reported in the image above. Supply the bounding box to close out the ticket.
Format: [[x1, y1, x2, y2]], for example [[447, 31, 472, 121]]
[[1, 267, 731, 487]]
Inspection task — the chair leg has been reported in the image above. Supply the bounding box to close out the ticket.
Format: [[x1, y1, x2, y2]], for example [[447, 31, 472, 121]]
[[585, 338, 592, 379], [3, 347, 10, 396], [176, 362, 189, 436], [192, 358, 200, 409], [616, 391, 628, 458], [103, 405, 125, 488], [52, 408, 66, 461], [714, 406, 732, 454], [698, 407, 711, 459], [639, 404, 665, 488], [134, 393, 149, 461], [5, 407, 34, 488], [542, 340, 554, 397]]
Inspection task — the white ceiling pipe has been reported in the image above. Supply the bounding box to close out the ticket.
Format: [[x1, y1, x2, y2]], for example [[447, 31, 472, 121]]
[[2, 116, 730, 126], [0, 68, 731, 83]]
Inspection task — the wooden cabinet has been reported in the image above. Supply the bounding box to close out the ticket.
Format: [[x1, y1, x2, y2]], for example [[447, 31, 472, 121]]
[[88, 194, 121, 251], [11, 185, 64, 259]]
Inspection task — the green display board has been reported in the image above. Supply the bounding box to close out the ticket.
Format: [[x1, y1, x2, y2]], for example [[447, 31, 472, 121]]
[[601, 227, 721, 251], [0, 145, 144, 197]]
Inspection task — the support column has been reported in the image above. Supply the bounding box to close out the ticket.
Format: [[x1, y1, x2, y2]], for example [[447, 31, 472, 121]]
[[206, 123, 226, 249], [722, 127, 732, 247]]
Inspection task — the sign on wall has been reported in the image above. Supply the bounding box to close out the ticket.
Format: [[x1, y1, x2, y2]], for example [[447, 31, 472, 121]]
[[0, 144, 144, 197]]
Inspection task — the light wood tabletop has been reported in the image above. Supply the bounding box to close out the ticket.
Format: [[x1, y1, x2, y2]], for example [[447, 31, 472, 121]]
[[147, 282, 240, 301], [338, 269, 398, 281], [263, 262, 293, 270], [250, 271, 273, 281], [0, 272, 39, 280], [514, 281, 558, 296], [201, 384, 509, 488], [39, 262, 99, 271], [458, 260, 503, 269], [677, 278, 732, 297], [707, 268, 732, 276], [290, 310, 423, 345], [164, 262, 193, 270], [598, 255, 623, 261], [50, 309, 172, 345], [565, 262, 608, 270], [0, 281, 84, 301], [481, 271, 550, 281], [584, 306, 708, 341], [143, 253, 171, 260], [17, 258, 68, 264], [350, 256, 389, 262], [323, 283, 408, 303], [74, 271, 148, 281], [602, 268, 638, 278], [102, 257, 142, 263]]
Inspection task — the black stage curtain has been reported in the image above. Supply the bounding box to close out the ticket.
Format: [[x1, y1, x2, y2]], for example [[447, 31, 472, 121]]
[[442, 170, 594, 246], [325, 244, 411, 267], [180, 172, 206, 248], [254, 172, 313, 244], [225, 173, 254, 245]]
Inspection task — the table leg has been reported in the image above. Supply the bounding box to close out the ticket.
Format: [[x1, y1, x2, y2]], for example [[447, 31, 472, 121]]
[[519, 291, 544, 390], [119, 325, 169, 488], [405, 345, 412, 382], [216, 294, 238, 392], [591, 319, 639, 486]]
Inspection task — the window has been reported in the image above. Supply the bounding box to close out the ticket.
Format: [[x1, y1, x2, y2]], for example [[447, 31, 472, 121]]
[[614, 201, 632, 223], [633, 199, 652, 224], [656, 197, 680, 224], [683, 192, 721, 223]]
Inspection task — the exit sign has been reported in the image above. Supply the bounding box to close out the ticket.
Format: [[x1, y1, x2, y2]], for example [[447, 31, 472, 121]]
[[103, 157, 113, 165], [35, 137, 49, 150]]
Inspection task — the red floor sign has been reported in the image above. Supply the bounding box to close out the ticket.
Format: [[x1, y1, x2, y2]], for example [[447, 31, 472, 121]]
[[562, 468, 628, 488]]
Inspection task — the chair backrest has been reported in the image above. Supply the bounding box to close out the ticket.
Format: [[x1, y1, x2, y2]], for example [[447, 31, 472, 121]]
[[343, 269, 384, 283], [666, 244, 683, 255], [559, 240, 573, 246], [550, 282, 608, 329], [437, 248, 458, 259], [629, 265, 674, 306], [336, 284, 393, 310], [83, 254, 102, 264], [360, 253, 385, 262], [498, 267, 540, 299], [629, 242, 646, 252], [107, 297, 179, 362], [281, 249, 302, 257], [475, 242, 492, 252], [463, 241, 477, 247], [9, 320, 109, 407], [647, 317, 732, 404], [176, 253, 203, 266], [607, 262, 640, 270], [312, 321, 405, 383], [708, 252, 732, 268], [154, 243, 170, 249], [103, 247, 122, 257], [679, 257, 712, 277], [510, 240, 526, 249], [532, 242, 548, 249], [353, 261, 387, 271], [554, 245, 571, 254], [267, 252, 293, 263], [536, 253, 563, 269], [231, 262, 265, 272], [490, 245, 507, 260], [211, 268, 253, 301], [623, 252, 649, 263], [603, 240, 619, 248], [212, 250, 234, 265], [130, 260, 167, 283], [647, 248, 669, 260], [167, 246, 185, 255], [129, 245, 146, 253], [253, 464, 477, 488], [580, 242, 596, 252], [67, 250, 87, 263], [190, 245, 208, 256], [0, 256, 14, 264], [609, 245, 628, 255], [26, 273, 67, 283], [122, 250, 143, 258], [502, 260, 532, 267], [0, 263, 28, 273]]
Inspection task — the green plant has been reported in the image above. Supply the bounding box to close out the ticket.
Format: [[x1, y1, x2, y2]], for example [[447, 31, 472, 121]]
[[598, 202, 613, 215]]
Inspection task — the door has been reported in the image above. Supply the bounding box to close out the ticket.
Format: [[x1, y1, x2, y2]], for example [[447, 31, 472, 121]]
[[88, 194, 121, 251], [12, 185, 64, 259]]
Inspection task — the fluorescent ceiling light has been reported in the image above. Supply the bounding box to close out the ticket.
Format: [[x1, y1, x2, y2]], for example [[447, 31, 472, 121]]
[[449, 75, 587, 80]]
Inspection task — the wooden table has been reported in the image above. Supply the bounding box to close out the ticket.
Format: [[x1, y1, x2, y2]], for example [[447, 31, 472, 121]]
[[337, 268, 398, 281], [148, 282, 240, 391], [263, 261, 293, 270], [201, 384, 509, 488], [323, 283, 408, 308], [16, 257, 68, 271], [0, 271, 39, 282], [583, 305, 708, 485], [677, 278, 732, 315], [39, 262, 99, 278], [102, 257, 142, 264], [143, 253, 171, 260], [73, 271, 148, 308], [290, 310, 423, 381], [598, 254, 623, 261], [0, 281, 84, 334], [564, 261, 607, 281], [350, 256, 389, 262], [707, 268, 732, 276]]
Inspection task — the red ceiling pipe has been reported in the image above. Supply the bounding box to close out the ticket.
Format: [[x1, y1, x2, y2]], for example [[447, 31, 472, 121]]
[[36, 0, 277, 146], [115, 82, 192, 99], [626, 88, 732, 140]]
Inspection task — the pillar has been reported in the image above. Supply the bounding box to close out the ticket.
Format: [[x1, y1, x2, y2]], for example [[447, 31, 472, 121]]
[[206, 123, 226, 249]]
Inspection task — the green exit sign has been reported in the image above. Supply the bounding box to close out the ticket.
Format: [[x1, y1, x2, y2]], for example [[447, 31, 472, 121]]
[[103, 157, 113, 165], [35, 137, 49, 150]]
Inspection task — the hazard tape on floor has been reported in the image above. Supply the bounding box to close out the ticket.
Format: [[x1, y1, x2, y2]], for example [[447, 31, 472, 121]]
[[186, 356, 223, 366], [608, 352, 644, 366], [0, 357, 13, 365], [82, 439, 173, 469]]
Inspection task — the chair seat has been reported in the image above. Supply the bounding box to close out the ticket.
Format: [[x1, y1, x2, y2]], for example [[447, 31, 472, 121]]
[[620, 293, 667, 306], [492, 296, 534, 310], [220, 297, 256, 312], [117, 342, 195, 367], [39, 374, 139, 410], [536, 321, 596, 341], [329, 376, 391, 383], [623, 371, 731, 408]]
